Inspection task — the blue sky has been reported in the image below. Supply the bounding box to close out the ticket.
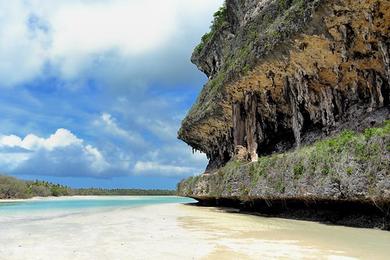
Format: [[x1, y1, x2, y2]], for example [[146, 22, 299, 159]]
[[0, 0, 223, 189]]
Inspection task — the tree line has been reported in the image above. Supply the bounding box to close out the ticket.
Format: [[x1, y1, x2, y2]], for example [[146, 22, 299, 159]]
[[0, 175, 175, 199]]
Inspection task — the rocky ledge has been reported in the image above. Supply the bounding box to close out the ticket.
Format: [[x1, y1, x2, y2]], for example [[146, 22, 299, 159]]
[[179, 120, 390, 229], [177, 0, 390, 229]]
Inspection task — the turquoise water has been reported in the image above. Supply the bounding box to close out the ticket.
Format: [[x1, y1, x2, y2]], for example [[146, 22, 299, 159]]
[[0, 196, 196, 213]]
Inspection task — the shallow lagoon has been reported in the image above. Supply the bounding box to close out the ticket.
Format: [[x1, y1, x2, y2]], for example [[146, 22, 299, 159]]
[[0, 196, 194, 212], [1, 196, 390, 259]]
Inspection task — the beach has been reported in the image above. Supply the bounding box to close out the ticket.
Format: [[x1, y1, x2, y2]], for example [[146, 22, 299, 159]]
[[0, 198, 390, 259]]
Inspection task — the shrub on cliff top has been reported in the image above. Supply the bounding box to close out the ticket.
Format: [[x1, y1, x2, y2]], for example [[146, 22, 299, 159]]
[[194, 4, 228, 53]]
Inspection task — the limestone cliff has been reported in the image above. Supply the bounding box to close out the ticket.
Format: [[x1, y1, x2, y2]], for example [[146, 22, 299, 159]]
[[178, 0, 390, 229], [179, 0, 389, 169]]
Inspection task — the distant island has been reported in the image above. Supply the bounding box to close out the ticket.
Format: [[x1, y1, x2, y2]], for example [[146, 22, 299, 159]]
[[0, 175, 175, 199]]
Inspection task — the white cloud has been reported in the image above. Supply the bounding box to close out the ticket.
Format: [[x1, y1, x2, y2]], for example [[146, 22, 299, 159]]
[[50, 1, 175, 55], [0, 135, 23, 147], [191, 150, 209, 163], [0, 0, 223, 86], [0, 1, 49, 86], [0, 153, 30, 170], [133, 144, 207, 177], [48, 0, 178, 79], [134, 161, 196, 176], [0, 129, 109, 174], [0, 0, 222, 180], [95, 112, 146, 146], [0, 126, 207, 178], [84, 144, 110, 172], [0, 128, 82, 151], [136, 117, 177, 140], [149, 144, 208, 165]]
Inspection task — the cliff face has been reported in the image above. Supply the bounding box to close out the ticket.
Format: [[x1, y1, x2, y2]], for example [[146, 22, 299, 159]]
[[178, 121, 390, 229], [177, 0, 390, 229], [179, 0, 390, 171]]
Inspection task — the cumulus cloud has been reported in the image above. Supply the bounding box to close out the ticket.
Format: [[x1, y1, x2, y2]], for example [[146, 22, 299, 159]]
[[133, 143, 207, 177], [0, 0, 221, 182], [0, 1, 49, 87], [50, 1, 175, 55], [135, 117, 177, 141], [0, 125, 206, 178], [134, 161, 196, 176], [0, 129, 110, 176], [0, 153, 30, 171], [94, 112, 146, 146], [0, 0, 223, 87], [0, 128, 83, 151]]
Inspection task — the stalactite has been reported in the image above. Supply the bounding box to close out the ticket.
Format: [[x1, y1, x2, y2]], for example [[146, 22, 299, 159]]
[[232, 102, 245, 147], [244, 92, 259, 161], [286, 76, 304, 147], [232, 92, 260, 161], [379, 40, 390, 85]]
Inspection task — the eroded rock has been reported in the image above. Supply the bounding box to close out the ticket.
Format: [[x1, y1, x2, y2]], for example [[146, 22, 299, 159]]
[[179, 0, 390, 171]]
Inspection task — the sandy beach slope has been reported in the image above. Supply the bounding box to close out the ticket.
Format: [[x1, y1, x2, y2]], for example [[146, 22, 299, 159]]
[[0, 202, 390, 260]]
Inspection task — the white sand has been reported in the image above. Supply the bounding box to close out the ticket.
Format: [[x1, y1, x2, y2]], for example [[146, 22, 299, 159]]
[[0, 202, 389, 260]]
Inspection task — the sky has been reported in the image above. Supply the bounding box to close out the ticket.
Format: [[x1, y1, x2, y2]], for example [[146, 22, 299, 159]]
[[0, 0, 223, 189]]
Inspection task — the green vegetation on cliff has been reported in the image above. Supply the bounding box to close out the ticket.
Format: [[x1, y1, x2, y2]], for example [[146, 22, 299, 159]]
[[194, 5, 228, 53], [249, 121, 389, 186], [178, 121, 390, 201]]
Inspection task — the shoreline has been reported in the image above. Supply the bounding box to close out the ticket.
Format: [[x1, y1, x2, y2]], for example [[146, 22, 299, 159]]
[[0, 195, 183, 203], [190, 197, 390, 231], [1, 200, 390, 259], [4, 195, 389, 231]]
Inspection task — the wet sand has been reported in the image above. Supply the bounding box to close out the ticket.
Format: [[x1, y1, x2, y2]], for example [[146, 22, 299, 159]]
[[0, 203, 389, 259]]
